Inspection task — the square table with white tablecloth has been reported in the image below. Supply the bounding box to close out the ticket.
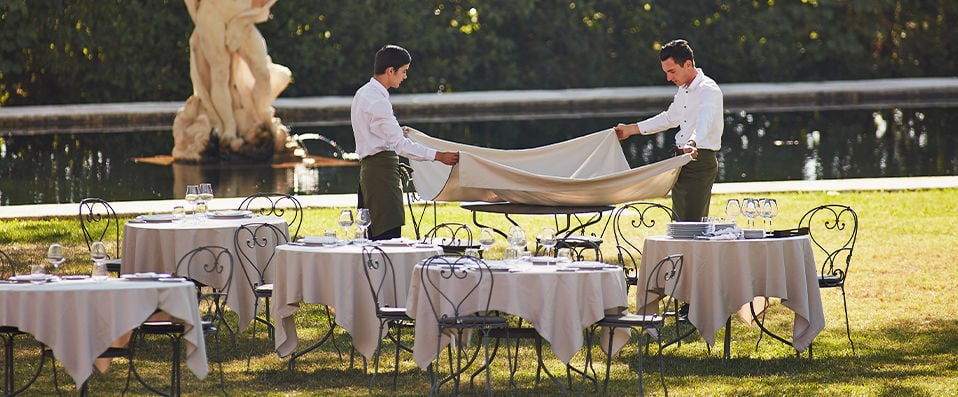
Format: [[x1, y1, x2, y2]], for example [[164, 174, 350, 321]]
[[639, 235, 825, 353], [0, 278, 206, 387], [272, 243, 442, 360], [121, 215, 288, 332], [406, 261, 630, 369]]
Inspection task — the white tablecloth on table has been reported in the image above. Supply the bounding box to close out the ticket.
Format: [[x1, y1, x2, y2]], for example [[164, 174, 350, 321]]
[[406, 262, 630, 369], [0, 279, 206, 386], [272, 243, 442, 359], [639, 235, 825, 352], [121, 215, 288, 332]]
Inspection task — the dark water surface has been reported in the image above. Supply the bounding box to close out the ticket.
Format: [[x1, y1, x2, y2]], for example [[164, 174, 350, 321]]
[[1, 107, 955, 206]]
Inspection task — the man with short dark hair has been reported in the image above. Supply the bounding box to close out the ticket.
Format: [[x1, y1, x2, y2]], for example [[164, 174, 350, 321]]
[[614, 39, 724, 221], [351, 45, 459, 240]]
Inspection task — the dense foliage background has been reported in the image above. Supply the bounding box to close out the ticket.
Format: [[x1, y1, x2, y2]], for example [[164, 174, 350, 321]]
[[1, 0, 955, 106]]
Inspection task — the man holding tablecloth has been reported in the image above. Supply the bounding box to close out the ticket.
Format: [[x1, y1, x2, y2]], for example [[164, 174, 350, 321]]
[[614, 39, 724, 222], [351, 45, 459, 240]]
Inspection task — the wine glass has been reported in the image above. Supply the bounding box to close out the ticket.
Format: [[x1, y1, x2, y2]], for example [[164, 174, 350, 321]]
[[46, 243, 66, 271], [742, 198, 758, 228], [757, 198, 772, 230], [507, 226, 526, 252], [478, 228, 496, 253], [355, 208, 371, 244], [764, 199, 779, 229], [538, 227, 557, 257], [185, 185, 200, 216], [338, 209, 354, 240], [90, 241, 109, 281], [198, 183, 214, 206], [725, 199, 742, 224]]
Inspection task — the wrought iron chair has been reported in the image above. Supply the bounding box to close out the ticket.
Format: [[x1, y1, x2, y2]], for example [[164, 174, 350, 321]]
[[128, 245, 233, 396], [800, 204, 858, 356], [400, 163, 438, 240], [237, 192, 303, 240], [79, 197, 124, 275], [421, 222, 479, 255], [420, 255, 511, 396], [610, 202, 676, 292], [360, 245, 416, 392], [234, 222, 288, 369], [591, 254, 683, 396]]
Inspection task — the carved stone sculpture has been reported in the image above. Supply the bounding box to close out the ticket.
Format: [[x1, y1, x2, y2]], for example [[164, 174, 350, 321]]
[[173, 0, 292, 162]]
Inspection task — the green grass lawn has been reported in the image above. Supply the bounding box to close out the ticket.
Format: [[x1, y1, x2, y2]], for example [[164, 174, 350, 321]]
[[2, 188, 957, 396]]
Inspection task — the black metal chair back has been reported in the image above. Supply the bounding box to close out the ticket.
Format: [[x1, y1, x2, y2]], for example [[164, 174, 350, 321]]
[[422, 222, 477, 254], [238, 192, 303, 240], [554, 236, 604, 262], [234, 222, 289, 289], [611, 202, 676, 290], [798, 204, 858, 354], [79, 198, 122, 272], [401, 163, 438, 240], [0, 248, 13, 279], [361, 245, 400, 316], [420, 254, 509, 396], [174, 246, 234, 331]]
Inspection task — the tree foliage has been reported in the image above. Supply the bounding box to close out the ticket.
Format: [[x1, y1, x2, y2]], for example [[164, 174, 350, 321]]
[[1, 0, 955, 106]]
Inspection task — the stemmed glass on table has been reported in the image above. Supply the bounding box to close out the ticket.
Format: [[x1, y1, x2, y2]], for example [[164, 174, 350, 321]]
[[46, 243, 65, 271], [185, 185, 200, 219], [355, 208, 371, 244], [762, 198, 779, 230], [538, 227, 557, 257], [198, 183, 214, 212], [725, 199, 742, 225], [90, 241, 109, 281], [507, 225, 526, 261], [742, 198, 759, 228], [479, 228, 496, 256], [338, 209, 354, 241]]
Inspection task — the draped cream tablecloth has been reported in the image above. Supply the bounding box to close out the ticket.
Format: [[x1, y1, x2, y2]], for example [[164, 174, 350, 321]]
[[406, 262, 630, 369], [406, 128, 691, 206], [0, 279, 206, 386], [639, 235, 825, 352], [121, 215, 288, 332], [272, 243, 442, 359]]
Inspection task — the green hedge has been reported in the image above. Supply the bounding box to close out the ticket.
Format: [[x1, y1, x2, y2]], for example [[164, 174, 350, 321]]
[[1, 0, 955, 106]]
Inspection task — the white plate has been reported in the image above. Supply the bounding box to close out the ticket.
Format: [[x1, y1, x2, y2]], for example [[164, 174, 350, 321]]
[[209, 210, 253, 219], [158, 277, 187, 282], [530, 256, 557, 266], [62, 275, 91, 280], [568, 262, 614, 270], [378, 238, 413, 247], [137, 214, 174, 223], [121, 272, 171, 281], [300, 236, 339, 245]]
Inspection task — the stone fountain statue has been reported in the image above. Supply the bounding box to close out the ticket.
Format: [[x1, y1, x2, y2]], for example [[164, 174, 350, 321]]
[[173, 0, 292, 162]]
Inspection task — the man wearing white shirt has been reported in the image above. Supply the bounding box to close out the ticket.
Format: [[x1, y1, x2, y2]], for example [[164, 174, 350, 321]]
[[352, 45, 459, 240], [614, 39, 724, 221]]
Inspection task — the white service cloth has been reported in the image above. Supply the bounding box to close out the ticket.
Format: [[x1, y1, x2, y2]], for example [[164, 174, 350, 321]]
[[406, 127, 691, 206]]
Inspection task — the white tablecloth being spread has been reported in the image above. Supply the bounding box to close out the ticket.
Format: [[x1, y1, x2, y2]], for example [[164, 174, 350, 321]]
[[272, 243, 442, 359], [406, 127, 691, 206], [406, 262, 630, 369], [0, 279, 206, 386], [639, 235, 825, 352], [121, 215, 288, 332]]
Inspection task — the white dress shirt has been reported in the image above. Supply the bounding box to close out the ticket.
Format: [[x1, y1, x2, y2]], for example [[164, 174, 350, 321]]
[[351, 77, 437, 161], [636, 68, 724, 151]]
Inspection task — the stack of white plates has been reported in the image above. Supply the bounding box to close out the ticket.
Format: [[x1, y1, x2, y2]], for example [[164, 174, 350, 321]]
[[667, 222, 710, 239]]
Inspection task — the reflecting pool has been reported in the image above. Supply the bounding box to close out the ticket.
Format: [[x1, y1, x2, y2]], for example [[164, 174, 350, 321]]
[[1, 107, 955, 206]]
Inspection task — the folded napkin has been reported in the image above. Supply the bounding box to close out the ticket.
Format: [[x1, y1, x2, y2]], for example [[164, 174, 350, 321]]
[[698, 225, 743, 240]]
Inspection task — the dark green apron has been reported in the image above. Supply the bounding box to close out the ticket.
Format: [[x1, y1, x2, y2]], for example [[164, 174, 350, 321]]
[[671, 149, 718, 221], [359, 151, 405, 238]]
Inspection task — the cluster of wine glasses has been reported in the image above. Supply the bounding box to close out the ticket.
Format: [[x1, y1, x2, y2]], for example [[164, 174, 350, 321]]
[[338, 208, 371, 244], [185, 183, 214, 220], [726, 198, 779, 229]]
